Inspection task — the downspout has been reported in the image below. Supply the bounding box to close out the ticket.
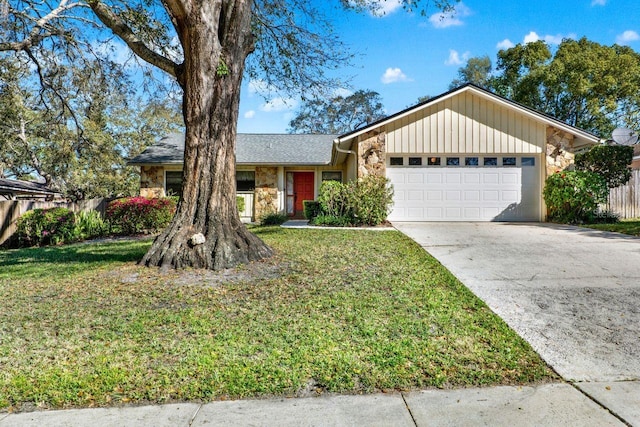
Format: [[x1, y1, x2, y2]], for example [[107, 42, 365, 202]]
[[333, 139, 359, 180]]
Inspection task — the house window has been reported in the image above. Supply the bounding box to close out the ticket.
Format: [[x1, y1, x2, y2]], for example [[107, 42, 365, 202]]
[[522, 157, 536, 166], [502, 157, 517, 166], [427, 156, 441, 166], [236, 171, 255, 191], [465, 157, 479, 166], [446, 157, 460, 166], [165, 171, 183, 197], [322, 171, 342, 182], [484, 157, 498, 166], [409, 157, 422, 166], [390, 157, 403, 166]]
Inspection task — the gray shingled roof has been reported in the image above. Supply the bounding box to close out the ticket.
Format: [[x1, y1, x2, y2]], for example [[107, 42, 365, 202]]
[[0, 178, 60, 197], [128, 133, 337, 166]]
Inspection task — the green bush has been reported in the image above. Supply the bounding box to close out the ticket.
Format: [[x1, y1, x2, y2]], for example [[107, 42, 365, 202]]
[[318, 180, 351, 217], [543, 170, 608, 224], [303, 200, 321, 220], [15, 207, 79, 247], [315, 175, 393, 226], [76, 210, 109, 240], [312, 214, 353, 227], [236, 196, 246, 213], [347, 175, 394, 226], [259, 212, 289, 226], [575, 145, 634, 188], [106, 196, 176, 235]]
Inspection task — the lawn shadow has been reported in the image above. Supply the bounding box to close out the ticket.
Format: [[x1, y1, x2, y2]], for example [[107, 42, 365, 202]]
[[0, 238, 152, 279]]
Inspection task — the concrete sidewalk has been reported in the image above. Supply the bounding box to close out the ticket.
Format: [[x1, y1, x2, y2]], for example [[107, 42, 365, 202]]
[[0, 383, 625, 427]]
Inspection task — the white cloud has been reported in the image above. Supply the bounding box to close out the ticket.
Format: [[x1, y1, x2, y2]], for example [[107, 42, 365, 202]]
[[496, 39, 515, 50], [331, 88, 353, 98], [591, 0, 606, 5], [616, 30, 640, 45], [523, 31, 575, 45], [260, 97, 298, 112], [244, 110, 255, 119], [429, 2, 472, 29], [248, 79, 277, 96], [445, 49, 470, 66], [381, 67, 411, 84], [367, 0, 403, 17]]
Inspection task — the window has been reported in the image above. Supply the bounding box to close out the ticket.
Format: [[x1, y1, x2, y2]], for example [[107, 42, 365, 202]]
[[322, 171, 342, 182], [484, 157, 498, 166], [165, 171, 183, 197], [522, 157, 536, 166], [446, 157, 460, 166], [236, 171, 255, 191], [390, 157, 404, 166], [502, 157, 516, 166], [465, 157, 479, 166], [409, 157, 422, 166], [427, 157, 441, 166]]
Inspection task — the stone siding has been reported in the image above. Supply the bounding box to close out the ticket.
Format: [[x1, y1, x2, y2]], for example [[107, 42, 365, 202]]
[[254, 166, 278, 219], [140, 166, 165, 198], [546, 127, 576, 176], [358, 131, 386, 178]]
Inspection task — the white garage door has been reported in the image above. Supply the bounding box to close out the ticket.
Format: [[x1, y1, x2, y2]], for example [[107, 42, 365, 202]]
[[387, 156, 541, 222]]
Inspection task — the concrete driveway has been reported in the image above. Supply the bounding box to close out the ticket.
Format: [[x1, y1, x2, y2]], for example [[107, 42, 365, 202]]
[[394, 222, 640, 424]]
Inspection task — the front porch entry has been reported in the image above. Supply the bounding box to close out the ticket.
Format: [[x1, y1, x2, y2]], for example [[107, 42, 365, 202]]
[[286, 171, 314, 217]]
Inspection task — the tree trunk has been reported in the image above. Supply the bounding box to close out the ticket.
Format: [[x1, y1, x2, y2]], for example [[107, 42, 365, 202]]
[[141, 0, 273, 270]]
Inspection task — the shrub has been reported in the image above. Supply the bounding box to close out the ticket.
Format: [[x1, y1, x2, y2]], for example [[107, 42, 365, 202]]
[[15, 207, 79, 247], [315, 175, 393, 227], [76, 210, 109, 240], [543, 170, 608, 224], [346, 175, 394, 226], [575, 145, 634, 188], [259, 212, 289, 226], [236, 196, 246, 213], [303, 200, 321, 220], [106, 196, 176, 235], [317, 180, 349, 217], [312, 214, 353, 227]]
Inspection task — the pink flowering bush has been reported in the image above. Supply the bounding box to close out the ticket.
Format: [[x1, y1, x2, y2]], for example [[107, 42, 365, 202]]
[[106, 196, 176, 235], [15, 207, 78, 247]]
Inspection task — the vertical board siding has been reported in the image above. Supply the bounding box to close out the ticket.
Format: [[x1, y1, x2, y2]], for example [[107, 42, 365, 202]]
[[385, 91, 545, 155], [609, 169, 640, 219]]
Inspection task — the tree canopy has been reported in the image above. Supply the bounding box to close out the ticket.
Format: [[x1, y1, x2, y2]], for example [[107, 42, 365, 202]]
[[288, 89, 386, 134], [449, 55, 492, 89]]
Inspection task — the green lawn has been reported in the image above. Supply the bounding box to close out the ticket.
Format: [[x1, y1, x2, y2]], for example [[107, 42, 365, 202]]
[[0, 228, 555, 411], [583, 219, 640, 236]]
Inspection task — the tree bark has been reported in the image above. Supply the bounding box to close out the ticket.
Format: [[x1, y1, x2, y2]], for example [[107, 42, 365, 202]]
[[141, 0, 273, 270]]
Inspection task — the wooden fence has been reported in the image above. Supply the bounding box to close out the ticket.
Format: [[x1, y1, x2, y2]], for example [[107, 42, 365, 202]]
[[0, 198, 107, 246], [608, 169, 640, 219]]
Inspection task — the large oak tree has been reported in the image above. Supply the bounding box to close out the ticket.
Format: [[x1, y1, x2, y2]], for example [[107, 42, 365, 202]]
[[1, 0, 458, 270]]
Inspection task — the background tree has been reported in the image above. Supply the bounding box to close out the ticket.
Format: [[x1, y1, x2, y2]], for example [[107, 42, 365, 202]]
[[288, 89, 386, 134], [575, 145, 634, 189], [449, 55, 492, 89], [492, 38, 640, 137], [1, 0, 459, 270], [0, 55, 182, 200]]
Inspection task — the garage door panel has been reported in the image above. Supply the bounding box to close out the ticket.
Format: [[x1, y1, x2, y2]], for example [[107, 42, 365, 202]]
[[388, 162, 540, 222]]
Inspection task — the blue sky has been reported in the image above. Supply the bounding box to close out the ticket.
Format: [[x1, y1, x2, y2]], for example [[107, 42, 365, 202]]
[[236, 0, 640, 134]]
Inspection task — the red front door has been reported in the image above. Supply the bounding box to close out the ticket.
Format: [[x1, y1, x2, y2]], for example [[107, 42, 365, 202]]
[[293, 172, 314, 216]]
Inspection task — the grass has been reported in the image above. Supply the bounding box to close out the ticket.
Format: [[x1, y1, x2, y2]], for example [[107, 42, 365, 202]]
[[0, 228, 555, 411], [583, 218, 640, 236]]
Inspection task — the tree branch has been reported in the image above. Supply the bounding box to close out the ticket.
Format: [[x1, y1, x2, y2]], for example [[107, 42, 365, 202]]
[[87, 0, 181, 79], [0, 0, 83, 51]]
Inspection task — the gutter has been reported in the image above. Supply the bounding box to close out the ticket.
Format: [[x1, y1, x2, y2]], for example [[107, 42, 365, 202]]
[[333, 139, 358, 178]]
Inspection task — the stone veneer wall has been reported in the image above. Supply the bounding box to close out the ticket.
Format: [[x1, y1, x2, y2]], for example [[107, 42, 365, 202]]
[[254, 166, 278, 219], [358, 131, 386, 178], [140, 166, 165, 198], [546, 127, 576, 176]]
